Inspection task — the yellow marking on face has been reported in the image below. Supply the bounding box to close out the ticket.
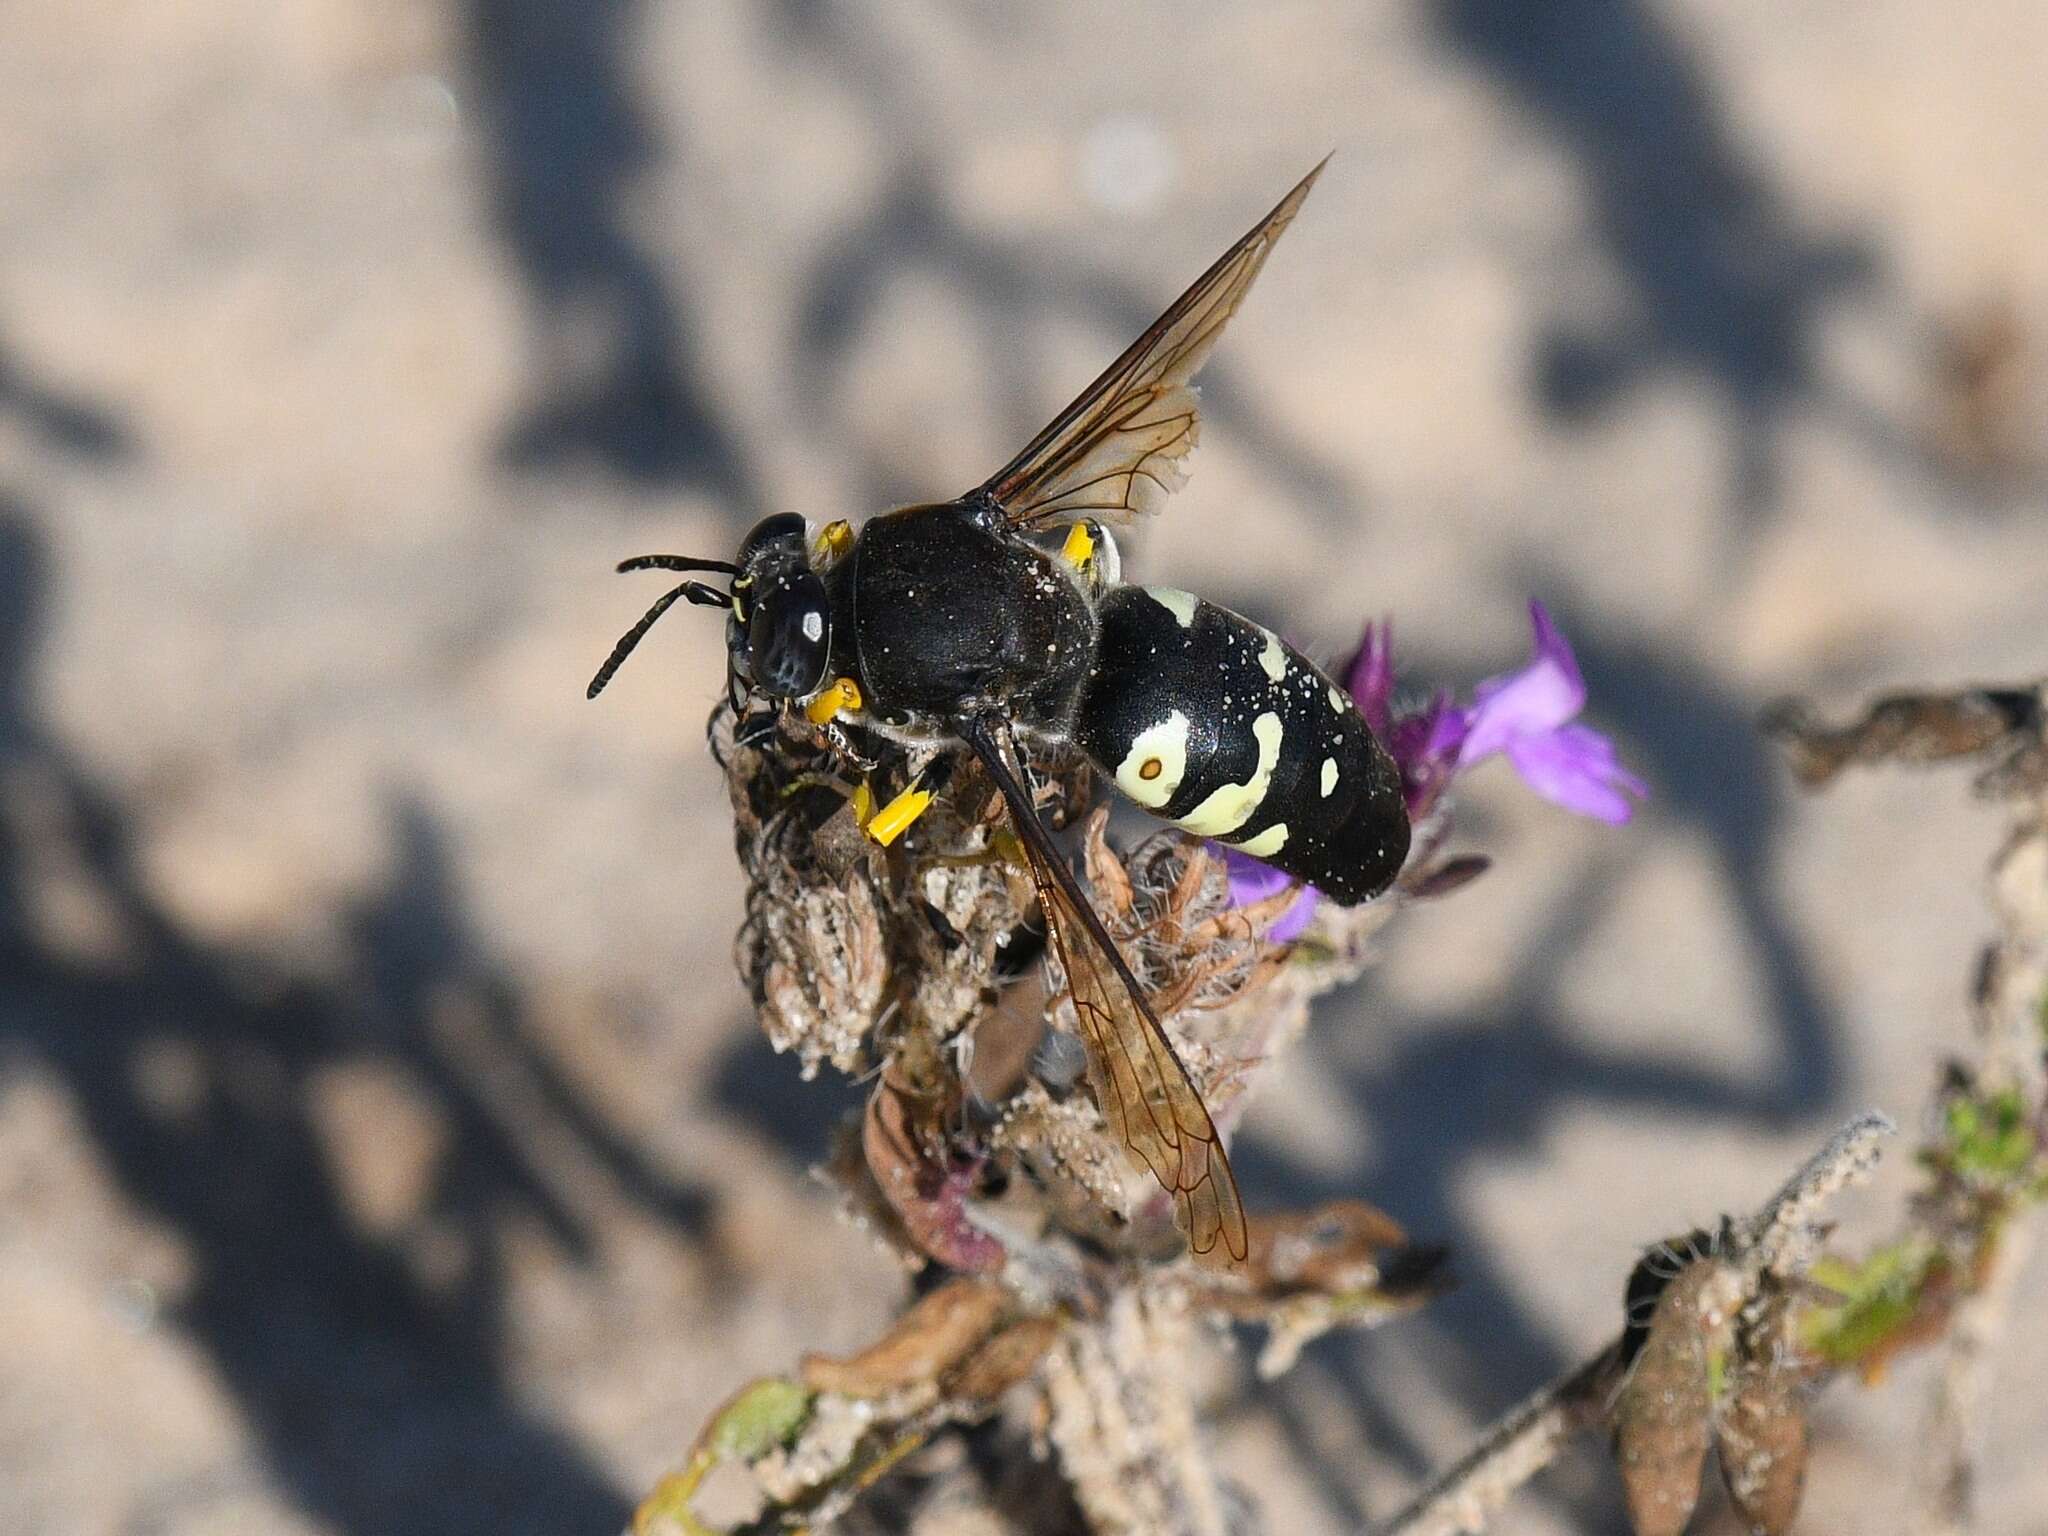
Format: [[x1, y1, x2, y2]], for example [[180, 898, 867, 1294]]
[[1115, 712, 1191, 809], [866, 782, 934, 846], [1146, 587, 1201, 628], [1176, 712, 1284, 837], [814, 519, 855, 563], [1231, 821, 1290, 858], [1258, 628, 1288, 684], [1320, 757, 1338, 797], [804, 675, 863, 725], [1061, 521, 1096, 570]]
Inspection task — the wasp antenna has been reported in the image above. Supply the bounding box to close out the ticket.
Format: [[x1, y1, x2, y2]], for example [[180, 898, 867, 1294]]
[[616, 553, 740, 576], [588, 581, 697, 700]]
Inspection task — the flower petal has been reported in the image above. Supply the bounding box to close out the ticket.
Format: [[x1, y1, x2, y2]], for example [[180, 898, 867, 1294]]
[[1456, 601, 1587, 765], [1345, 619, 1395, 738], [1223, 847, 1292, 906], [1502, 723, 1647, 823], [1219, 847, 1321, 941]]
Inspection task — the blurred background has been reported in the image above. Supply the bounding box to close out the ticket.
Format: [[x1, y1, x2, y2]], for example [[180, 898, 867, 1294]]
[[3, 2, 2046, 1533]]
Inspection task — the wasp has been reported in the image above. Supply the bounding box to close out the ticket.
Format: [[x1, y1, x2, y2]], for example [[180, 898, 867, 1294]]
[[590, 163, 1409, 1262]]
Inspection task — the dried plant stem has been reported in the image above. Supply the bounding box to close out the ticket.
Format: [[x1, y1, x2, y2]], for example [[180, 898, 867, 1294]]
[[1043, 1289, 1237, 1536], [1736, 1110, 1897, 1277], [1376, 1111, 1895, 1536], [1918, 809, 2048, 1536], [1918, 1220, 2034, 1536], [1377, 1346, 1621, 1536]]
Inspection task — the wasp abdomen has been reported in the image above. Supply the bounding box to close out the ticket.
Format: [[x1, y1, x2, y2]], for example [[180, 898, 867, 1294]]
[[1071, 586, 1409, 905]]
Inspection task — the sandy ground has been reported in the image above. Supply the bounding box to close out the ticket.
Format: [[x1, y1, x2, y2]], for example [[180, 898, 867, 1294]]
[[3, 2, 2047, 1532]]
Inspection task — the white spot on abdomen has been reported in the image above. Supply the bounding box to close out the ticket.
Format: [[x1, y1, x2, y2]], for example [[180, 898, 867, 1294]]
[[1231, 821, 1289, 858], [1328, 684, 1347, 714], [1114, 711, 1191, 809], [1176, 712, 1283, 837], [1320, 757, 1338, 797], [1145, 587, 1201, 628], [1257, 628, 1287, 683]]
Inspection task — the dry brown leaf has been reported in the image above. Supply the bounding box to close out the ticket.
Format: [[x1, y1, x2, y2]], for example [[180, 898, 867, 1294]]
[[862, 1063, 1004, 1274], [1080, 809, 1135, 921], [945, 1316, 1065, 1402], [800, 1278, 1009, 1398]]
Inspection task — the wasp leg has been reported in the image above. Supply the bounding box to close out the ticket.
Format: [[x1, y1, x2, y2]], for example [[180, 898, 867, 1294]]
[[819, 720, 880, 774], [733, 704, 782, 751], [865, 773, 934, 846], [801, 676, 881, 773]]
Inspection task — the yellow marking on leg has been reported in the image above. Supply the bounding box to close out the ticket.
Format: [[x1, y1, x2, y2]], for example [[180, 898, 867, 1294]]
[[1176, 712, 1284, 837], [866, 781, 934, 846], [850, 779, 875, 828], [804, 675, 863, 725]]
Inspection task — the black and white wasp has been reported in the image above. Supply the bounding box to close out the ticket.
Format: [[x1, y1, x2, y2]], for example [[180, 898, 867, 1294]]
[[590, 163, 1409, 1262]]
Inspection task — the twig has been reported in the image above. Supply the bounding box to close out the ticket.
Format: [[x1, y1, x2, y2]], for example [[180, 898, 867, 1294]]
[[1376, 1346, 1620, 1536], [1917, 1221, 2034, 1536], [1375, 1111, 1894, 1536], [1735, 1110, 1897, 1276], [1916, 797, 2048, 1536]]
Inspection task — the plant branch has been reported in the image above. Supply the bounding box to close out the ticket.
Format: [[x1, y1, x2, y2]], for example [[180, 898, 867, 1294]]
[[1375, 1111, 1895, 1536]]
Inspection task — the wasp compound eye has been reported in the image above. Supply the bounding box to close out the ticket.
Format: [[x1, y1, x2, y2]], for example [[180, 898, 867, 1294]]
[[747, 571, 832, 700]]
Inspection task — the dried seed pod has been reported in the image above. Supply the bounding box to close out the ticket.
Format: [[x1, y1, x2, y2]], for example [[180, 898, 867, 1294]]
[[1613, 1259, 1739, 1536], [1715, 1359, 1809, 1536], [748, 858, 890, 1076]]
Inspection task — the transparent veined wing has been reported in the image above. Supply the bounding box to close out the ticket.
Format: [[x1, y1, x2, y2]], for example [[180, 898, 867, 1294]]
[[962, 717, 1247, 1263], [974, 159, 1325, 532]]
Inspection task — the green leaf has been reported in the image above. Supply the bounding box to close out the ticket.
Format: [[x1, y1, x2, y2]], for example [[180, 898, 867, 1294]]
[[1942, 1088, 2037, 1183], [1798, 1241, 1938, 1367], [709, 1378, 814, 1462]]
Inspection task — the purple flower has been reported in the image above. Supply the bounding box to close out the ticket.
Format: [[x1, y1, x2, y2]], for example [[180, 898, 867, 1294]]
[[1220, 848, 1320, 943], [1441, 601, 1647, 824]]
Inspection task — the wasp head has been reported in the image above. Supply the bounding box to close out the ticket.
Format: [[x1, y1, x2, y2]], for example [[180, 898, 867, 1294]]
[[587, 512, 833, 710], [726, 513, 832, 705]]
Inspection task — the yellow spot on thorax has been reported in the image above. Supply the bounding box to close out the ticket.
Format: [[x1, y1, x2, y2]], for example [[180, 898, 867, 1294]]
[[814, 519, 855, 564], [1060, 521, 1096, 570]]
